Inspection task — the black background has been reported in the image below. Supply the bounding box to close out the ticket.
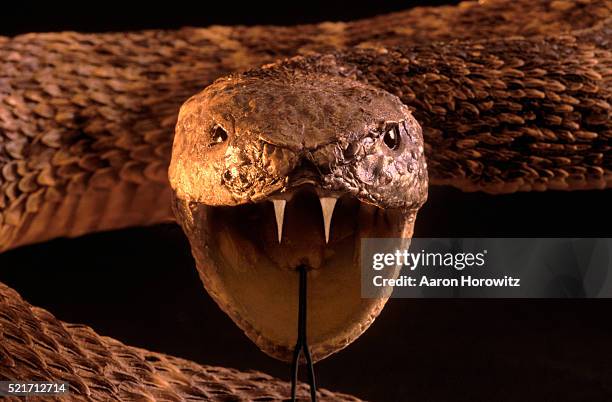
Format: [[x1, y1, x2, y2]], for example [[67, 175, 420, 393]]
[[1, 2, 611, 401]]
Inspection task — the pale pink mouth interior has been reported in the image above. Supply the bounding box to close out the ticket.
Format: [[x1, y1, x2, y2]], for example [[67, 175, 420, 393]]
[[178, 187, 413, 361]]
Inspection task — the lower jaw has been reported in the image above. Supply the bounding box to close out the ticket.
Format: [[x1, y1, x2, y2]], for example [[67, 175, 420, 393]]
[[173, 190, 417, 362]]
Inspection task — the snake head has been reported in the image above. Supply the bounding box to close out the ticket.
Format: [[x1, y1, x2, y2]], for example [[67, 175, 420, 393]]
[[169, 57, 428, 362]]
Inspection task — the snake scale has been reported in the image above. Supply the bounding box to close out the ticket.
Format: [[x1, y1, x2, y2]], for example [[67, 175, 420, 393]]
[[1, 0, 611, 400]]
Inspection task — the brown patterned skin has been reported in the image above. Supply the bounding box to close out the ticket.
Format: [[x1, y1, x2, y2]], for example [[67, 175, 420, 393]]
[[0, 0, 611, 398], [341, 24, 612, 193], [180, 28, 612, 200], [1, 0, 611, 251], [0, 283, 360, 401]]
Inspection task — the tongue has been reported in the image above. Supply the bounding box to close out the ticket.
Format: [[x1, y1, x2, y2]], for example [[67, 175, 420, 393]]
[[173, 194, 416, 362]]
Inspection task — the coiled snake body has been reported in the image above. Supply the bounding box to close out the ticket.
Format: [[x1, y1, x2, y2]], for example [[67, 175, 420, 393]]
[[0, 1, 611, 400]]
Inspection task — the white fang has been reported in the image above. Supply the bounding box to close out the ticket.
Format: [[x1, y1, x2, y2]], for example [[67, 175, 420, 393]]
[[319, 197, 338, 244], [272, 199, 286, 243]]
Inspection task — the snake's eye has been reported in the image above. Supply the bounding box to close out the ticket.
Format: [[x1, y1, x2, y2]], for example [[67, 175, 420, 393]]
[[211, 124, 228, 144], [383, 124, 401, 150]]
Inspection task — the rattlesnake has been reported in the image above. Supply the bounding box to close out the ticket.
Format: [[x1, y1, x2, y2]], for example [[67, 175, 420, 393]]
[[0, 0, 610, 400]]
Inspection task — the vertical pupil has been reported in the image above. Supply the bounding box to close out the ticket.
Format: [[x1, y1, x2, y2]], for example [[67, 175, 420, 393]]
[[383, 125, 400, 150]]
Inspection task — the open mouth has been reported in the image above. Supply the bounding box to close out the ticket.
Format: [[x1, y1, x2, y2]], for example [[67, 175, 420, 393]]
[[173, 186, 415, 361], [209, 187, 407, 269]]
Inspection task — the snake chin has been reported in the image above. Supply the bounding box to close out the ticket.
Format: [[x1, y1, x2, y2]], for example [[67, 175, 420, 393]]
[[173, 188, 418, 362]]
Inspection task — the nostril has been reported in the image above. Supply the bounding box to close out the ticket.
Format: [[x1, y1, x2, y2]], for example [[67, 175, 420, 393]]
[[343, 142, 359, 159]]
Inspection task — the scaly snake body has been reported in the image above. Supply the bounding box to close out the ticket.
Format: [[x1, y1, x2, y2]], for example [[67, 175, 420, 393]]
[[0, 1, 611, 400]]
